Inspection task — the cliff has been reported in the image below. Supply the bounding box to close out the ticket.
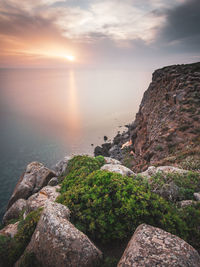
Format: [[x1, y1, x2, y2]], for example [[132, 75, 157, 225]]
[[95, 62, 200, 172]]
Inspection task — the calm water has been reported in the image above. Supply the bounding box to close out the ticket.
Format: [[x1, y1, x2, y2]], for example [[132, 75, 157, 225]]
[[0, 68, 151, 220]]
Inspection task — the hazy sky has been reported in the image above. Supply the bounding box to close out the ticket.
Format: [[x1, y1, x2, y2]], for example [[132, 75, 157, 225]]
[[0, 0, 200, 68]]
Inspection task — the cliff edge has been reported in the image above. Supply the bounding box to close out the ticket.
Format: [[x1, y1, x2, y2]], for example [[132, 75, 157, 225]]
[[96, 62, 200, 172]]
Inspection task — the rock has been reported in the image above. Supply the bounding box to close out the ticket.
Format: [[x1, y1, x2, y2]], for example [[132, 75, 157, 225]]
[[104, 157, 121, 165], [101, 164, 135, 176], [7, 162, 56, 209], [140, 165, 188, 178], [0, 222, 19, 238], [158, 181, 180, 202], [48, 177, 58, 186], [52, 156, 72, 177], [25, 185, 60, 215], [177, 200, 197, 208], [18, 202, 102, 267], [194, 192, 200, 201], [118, 224, 200, 267], [2, 199, 26, 225], [94, 143, 112, 157]]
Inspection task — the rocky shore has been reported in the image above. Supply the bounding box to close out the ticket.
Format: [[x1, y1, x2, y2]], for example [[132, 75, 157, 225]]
[[0, 62, 200, 267]]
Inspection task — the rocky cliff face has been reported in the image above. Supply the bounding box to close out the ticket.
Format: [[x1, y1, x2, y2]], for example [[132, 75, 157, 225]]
[[96, 62, 200, 172]]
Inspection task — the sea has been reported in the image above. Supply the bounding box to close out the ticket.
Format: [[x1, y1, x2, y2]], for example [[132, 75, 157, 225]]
[[0, 68, 151, 220]]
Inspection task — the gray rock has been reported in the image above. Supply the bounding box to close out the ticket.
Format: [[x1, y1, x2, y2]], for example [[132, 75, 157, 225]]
[[104, 157, 121, 165], [158, 181, 180, 202], [140, 165, 188, 178], [25, 185, 61, 215], [17, 202, 102, 267], [52, 156, 72, 177], [101, 164, 135, 176], [0, 222, 19, 238], [7, 162, 55, 209], [3, 199, 26, 225], [48, 177, 59, 186], [194, 192, 200, 201], [177, 200, 197, 208], [118, 224, 200, 267]]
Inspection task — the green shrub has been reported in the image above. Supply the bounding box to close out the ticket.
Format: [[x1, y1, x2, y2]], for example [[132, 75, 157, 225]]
[[0, 208, 42, 267], [178, 203, 200, 251], [149, 171, 200, 200], [59, 155, 105, 194], [58, 169, 187, 243]]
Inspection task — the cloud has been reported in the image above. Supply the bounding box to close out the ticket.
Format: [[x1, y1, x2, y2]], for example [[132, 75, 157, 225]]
[[159, 0, 200, 51]]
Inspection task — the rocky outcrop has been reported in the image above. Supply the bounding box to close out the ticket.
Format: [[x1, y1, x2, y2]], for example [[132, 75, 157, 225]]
[[2, 199, 26, 225], [7, 162, 55, 209], [18, 202, 102, 267], [118, 224, 200, 267], [101, 164, 135, 176], [96, 62, 200, 172], [24, 185, 60, 215]]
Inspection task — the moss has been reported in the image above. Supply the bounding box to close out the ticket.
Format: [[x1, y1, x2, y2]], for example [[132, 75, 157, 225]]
[[0, 208, 42, 267]]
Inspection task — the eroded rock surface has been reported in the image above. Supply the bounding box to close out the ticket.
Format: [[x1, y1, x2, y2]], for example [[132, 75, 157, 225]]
[[3, 199, 26, 225], [101, 164, 135, 176], [118, 224, 200, 267], [25, 185, 60, 215], [19, 202, 102, 267], [7, 162, 55, 209]]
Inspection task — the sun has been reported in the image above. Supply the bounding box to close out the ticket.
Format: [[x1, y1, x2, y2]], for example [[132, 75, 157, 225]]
[[65, 55, 75, 61]]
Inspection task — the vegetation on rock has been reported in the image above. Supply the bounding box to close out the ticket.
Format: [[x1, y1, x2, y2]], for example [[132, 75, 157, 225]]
[[57, 156, 200, 253], [0, 208, 42, 267], [149, 171, 200, 201]]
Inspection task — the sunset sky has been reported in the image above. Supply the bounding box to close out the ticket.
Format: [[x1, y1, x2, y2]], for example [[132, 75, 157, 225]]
[[0, 0, 200, 68]]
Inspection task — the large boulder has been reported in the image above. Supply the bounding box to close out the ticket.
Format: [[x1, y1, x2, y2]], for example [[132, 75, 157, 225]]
[[2, 199, 26, 225], [118, 224, 200, 267], [139, 165, 188, 178], [24, 185, 60, 215], [101, 164, 135, 176], [7, 162, 55, 209], [17, 202, 102, 267], [0, 222, 19, 238]]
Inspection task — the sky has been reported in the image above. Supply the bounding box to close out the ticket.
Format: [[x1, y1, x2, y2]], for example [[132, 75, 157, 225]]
[[0, 0, 200, 68]]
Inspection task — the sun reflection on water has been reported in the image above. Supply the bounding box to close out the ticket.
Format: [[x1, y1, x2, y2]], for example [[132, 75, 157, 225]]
[[66, 70, 81, 143]]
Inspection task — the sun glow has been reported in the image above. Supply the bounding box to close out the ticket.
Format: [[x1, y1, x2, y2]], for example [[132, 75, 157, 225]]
[[65, 55, 75, 61]]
